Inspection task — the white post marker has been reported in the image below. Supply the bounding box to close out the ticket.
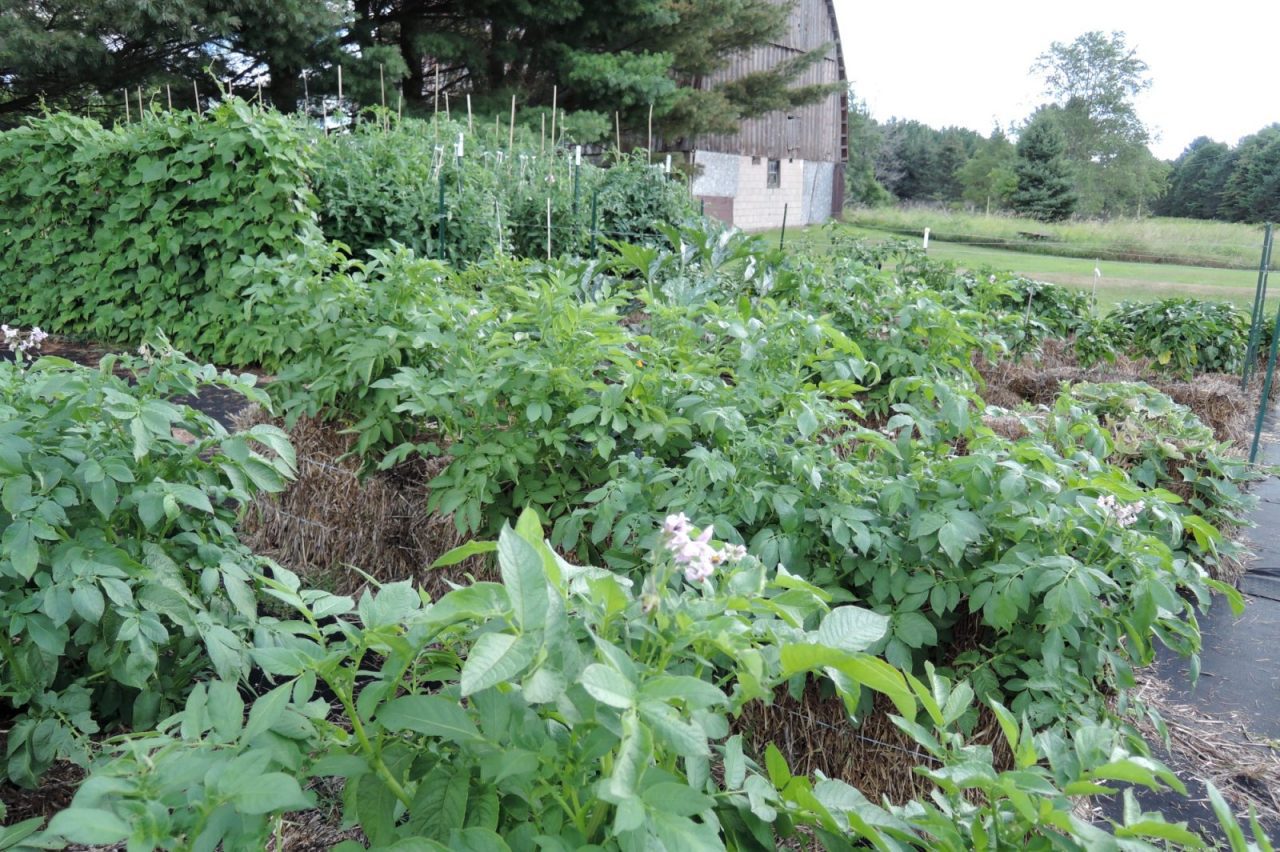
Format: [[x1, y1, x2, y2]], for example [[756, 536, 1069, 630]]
[[455, 132, 465, 160], [575, 145, 582, 167], [923, 227, 930, 250], [664, 154, 672, 174]]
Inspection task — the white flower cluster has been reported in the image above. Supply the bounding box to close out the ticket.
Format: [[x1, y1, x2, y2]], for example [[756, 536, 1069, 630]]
[[1098, 494, 1145, 528], [661, 513, 748, 583], [2, 324, 48, 355]]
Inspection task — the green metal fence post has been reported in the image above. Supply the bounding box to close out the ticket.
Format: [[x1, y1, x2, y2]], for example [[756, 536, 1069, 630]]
[[1243, 222, 1273, 388], [1249, 299, 1280, 463], [572, 145, 581, 219], [589, 189, 599, 256]]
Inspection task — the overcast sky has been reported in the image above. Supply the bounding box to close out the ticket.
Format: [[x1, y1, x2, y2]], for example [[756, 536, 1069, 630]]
[[830, 0, 1279, 160]]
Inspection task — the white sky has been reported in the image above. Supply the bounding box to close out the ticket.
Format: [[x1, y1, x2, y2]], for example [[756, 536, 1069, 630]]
[[831, 0, 1280, 160]]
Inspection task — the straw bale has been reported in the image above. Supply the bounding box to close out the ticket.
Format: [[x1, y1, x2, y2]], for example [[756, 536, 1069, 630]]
[[234, 407, 492, 598], [734, 680, 1013, 808]]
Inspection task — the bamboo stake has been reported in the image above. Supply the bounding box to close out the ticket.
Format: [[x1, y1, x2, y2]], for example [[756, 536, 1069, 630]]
[[466, 94, 473, 132], [434, 65, 440, 116], [257, 80, 264, 106], [124, 90, 131, 123], [541, 112, 545, 154], [398, 91, 403, 123], [615, 111, 621, 154], [380, 64, 386, 111], [193, 80, 202, 117], [550, 85, 557, 149], [137, 87, 144, 120], [337, 65, 343, 101], [166, 84, 172, 111], [647, 102, 653, 154], [546, 197, 552, 260], [445, 92, 450, 122], [303, 72, 309, 113]]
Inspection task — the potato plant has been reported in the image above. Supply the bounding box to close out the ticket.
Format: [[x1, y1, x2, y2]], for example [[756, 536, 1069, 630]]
[[0, 341, 295, 785], [38, 513, 1229, 851]]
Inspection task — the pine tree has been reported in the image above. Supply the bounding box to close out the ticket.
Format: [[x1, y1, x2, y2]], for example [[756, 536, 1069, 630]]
[[1011, 116, 1076, 222]]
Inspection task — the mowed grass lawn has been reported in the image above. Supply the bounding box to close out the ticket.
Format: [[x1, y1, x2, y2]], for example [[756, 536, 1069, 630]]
[[779, 224, 1279, 313]]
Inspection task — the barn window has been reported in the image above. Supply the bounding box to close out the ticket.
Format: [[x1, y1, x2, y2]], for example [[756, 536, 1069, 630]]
[[767, 158, 781, 188]]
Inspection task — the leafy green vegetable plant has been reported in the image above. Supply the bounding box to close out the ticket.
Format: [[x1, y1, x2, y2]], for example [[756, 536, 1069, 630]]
[[0, 338, 295, 784]]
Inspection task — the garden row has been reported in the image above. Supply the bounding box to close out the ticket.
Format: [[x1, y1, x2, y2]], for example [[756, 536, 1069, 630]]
[[0, 102, 1273, 849], [0, 100, 695, 368]]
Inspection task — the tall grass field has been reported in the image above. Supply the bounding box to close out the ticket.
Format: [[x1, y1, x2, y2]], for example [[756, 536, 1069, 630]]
[[843, 206, 1272, 270]]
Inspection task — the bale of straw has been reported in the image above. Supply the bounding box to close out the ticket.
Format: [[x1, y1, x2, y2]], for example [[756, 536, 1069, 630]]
[[733, 681, 1013, 808], [234, 407, 491, 598]]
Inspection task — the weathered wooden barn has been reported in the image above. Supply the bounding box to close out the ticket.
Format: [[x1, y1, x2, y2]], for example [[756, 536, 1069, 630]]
[[688, 0, 847, 230]]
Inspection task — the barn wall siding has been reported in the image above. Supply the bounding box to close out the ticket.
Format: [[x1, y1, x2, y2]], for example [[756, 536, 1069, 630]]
[[693, 0, 846, 164]]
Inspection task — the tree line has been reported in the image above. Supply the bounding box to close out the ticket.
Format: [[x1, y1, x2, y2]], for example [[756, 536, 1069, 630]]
[[0, 0, 836, 144], [847, 30, 1278, 225]]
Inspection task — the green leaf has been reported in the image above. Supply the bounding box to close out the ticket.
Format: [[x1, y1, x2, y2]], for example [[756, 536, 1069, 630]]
[[233, 772, 313, 815], [816, 606, 890, 652], [497, 525, 548, 632], [431, 540, 497, 568], [779, 643, 915, 722], [445, 828, 511, 852], [460, 632, 539, 697], [581, 663, 637, 709], [894, 611, 937, 649], [938, 511, 984, 563], [379, 695, 480, 744], [206, 679, 246, 742], [408, 765, 470, 839], [2, 520, 39, 579], [723, 734, 746, 789], [47, 808, 131, 844]]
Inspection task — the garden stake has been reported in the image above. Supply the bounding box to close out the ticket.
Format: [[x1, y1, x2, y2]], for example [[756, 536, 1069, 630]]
[[193, 80, 202, 117], [779, 204, 788, 251], [467, 94, 473, 132], [1249, 298, 1280, 463], [1243, 222, 1273, 388], [124, 90, 130, 123], [303, 72, 309, 114], [546, 197, 553, 260], [166, 84, 172, 111], [138, 87, 144, 119], [572, 146, 581, 217], [551, 86, 557, 149], [437, 169, 447, 261], [508, 95, 516, 158], [615, 112, 621, 155], [589, 189, 599, 256], [647, 102, 653, 154]]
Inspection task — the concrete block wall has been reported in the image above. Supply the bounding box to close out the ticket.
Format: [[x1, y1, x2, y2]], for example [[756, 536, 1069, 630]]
[[691, 151, 838, 231]]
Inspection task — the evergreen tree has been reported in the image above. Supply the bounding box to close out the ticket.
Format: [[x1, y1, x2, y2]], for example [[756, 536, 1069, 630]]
[[1011, 115, 1076, 222]]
